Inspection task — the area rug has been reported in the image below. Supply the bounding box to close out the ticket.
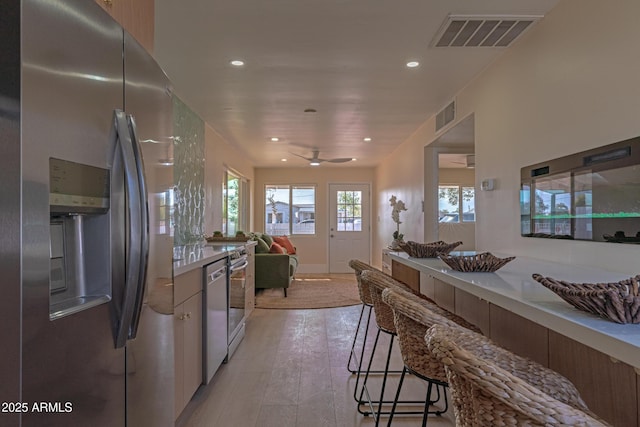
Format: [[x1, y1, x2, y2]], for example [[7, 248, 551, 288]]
[[255, 273, 361, 309]]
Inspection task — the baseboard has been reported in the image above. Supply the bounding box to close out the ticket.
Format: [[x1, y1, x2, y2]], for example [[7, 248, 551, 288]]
[[296, 264, 327, 274]]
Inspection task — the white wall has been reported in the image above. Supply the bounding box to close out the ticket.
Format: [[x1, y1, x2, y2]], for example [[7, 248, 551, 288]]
[[203, 123, 255, 235], [374, 120, 433, 268], [377, 0, 640, 274]]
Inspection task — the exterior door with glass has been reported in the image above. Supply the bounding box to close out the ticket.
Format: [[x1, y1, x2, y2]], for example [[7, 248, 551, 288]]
[[329, 184, 371, 273]]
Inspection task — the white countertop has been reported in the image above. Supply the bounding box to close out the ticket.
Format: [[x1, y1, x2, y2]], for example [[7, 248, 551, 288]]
[[173, 241, 255, 276], [387, 250, 640, 370]]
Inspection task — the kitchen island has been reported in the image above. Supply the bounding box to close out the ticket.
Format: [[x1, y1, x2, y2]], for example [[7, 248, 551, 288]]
[[172, 241, 256, 419], [387, 250, 640, 427], [173, 242, 249, 275]]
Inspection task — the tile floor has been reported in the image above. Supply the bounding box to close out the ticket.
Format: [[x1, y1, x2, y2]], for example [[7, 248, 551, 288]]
[[177, 305, 455, 427]]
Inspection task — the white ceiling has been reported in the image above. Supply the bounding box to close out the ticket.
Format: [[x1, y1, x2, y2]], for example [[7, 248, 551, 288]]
[[154, 0, 559, 168]]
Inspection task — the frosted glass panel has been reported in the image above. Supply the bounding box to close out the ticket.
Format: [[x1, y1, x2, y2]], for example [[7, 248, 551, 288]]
[[173, 96, 204, 245]]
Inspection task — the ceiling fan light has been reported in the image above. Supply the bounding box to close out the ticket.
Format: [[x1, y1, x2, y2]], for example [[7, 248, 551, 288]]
[[310, 161, 320, 166]]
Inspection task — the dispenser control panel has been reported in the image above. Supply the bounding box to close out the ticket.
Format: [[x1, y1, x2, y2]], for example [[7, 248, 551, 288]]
[[49, 157, 110, 214]]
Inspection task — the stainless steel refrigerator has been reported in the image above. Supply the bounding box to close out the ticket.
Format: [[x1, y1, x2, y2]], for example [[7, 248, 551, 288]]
[[1, 0, 175, 426]]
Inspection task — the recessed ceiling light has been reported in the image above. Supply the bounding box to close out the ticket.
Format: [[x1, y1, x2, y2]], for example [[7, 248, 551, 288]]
[[271, 137, 280, 142], [363, 137, 372, 142], [230, 60, 245, 66], [406, 61, 420, 68], [281, 158, 287, 162], [351, 158, 357, 161]]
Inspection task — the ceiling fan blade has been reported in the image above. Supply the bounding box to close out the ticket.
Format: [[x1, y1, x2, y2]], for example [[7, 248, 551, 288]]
[[289, 152, 313, 161], [326, 157, 353, 163], [292, 149, 352, 165]]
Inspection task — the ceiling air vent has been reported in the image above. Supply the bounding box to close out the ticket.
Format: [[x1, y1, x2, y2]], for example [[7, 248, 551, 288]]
[[435, 100, 455, 132], [432, 14, 543, 48]]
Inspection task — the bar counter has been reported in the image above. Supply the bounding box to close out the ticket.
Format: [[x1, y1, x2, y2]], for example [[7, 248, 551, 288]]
[[387, 250, 640, 426]]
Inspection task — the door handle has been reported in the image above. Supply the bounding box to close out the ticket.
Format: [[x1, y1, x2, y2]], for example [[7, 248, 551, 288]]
[[111, 110, 142, 349], [125, 113, 149, 341]]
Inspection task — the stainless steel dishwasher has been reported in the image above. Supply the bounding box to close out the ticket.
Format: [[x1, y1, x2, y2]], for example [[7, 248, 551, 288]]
[[203, 257, 228, 384]]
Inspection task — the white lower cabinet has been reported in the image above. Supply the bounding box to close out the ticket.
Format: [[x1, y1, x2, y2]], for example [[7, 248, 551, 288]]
[[173, 269, 203, 418]]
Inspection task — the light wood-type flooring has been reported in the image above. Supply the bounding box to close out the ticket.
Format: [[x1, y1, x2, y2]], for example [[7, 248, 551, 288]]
[[177, 305, 455, 427]]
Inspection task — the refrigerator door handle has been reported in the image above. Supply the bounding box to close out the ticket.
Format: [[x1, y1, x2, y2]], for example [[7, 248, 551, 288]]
[[126, 113, 149, 340], [112, 110, 143, 349]]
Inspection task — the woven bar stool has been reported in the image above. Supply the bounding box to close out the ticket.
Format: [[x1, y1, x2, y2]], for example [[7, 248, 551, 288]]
[[348, 259, 409, 407], [358, 270, 442, 425], [347, 259, 387, 404], [425, 324, 610, 427], [381, 287, 482, 427], [347, 259, 380, 375]]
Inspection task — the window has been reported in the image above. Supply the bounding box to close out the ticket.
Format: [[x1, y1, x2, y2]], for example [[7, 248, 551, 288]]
[[156, 188, 175, 236], [265, 184, 316, 235], [223, 170, 249, 236], [438, 185, 475, 222], [336, 190, 362, 231]]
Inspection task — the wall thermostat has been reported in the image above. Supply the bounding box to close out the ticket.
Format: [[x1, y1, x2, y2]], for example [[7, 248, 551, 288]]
[[481, 179, 495, 191]]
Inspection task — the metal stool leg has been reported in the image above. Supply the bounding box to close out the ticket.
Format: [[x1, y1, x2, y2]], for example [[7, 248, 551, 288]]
[[373, 331, 396, 425], [355, 327, 381, 405], [347, 303, 367, 373], [385, 366, 449, 426], [420, 382, 434, 427], [386, 366, 407, 427], [357, 330, 425, 418]]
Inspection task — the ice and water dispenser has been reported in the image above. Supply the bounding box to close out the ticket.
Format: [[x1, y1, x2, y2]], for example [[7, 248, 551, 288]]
[[49, 158, 112, 320]]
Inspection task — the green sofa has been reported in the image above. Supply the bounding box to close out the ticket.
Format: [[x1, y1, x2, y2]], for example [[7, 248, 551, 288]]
[[252, 233, 298, 297]]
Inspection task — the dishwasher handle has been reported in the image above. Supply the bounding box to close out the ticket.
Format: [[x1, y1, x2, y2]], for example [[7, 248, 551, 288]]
[[207, 266, 227, 283], [230, 260, 249, 272]]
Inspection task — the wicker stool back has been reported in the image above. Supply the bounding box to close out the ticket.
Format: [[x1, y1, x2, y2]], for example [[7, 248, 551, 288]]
[[425, 324, 610, 427], [348, 259, 379, 305], [381, 287, 480, 382], [361, 270, 415, 333]]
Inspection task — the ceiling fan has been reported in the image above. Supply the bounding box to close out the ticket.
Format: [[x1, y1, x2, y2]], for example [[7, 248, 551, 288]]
[[291, 149, 353, 166], [449, 154, 475, 168]]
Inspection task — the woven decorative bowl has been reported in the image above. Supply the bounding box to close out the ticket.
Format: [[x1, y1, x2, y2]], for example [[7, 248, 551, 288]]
[[398, 240, 462, 258], [439, 252, 515, 272], [532, 273, 640, 324]]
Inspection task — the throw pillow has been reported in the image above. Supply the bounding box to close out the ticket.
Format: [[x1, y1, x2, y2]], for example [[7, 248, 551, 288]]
[[261, 233, 274, 247], [269, 242, 287, 254], [273, 235, 296, 254], [255, 237, 270, 253]]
